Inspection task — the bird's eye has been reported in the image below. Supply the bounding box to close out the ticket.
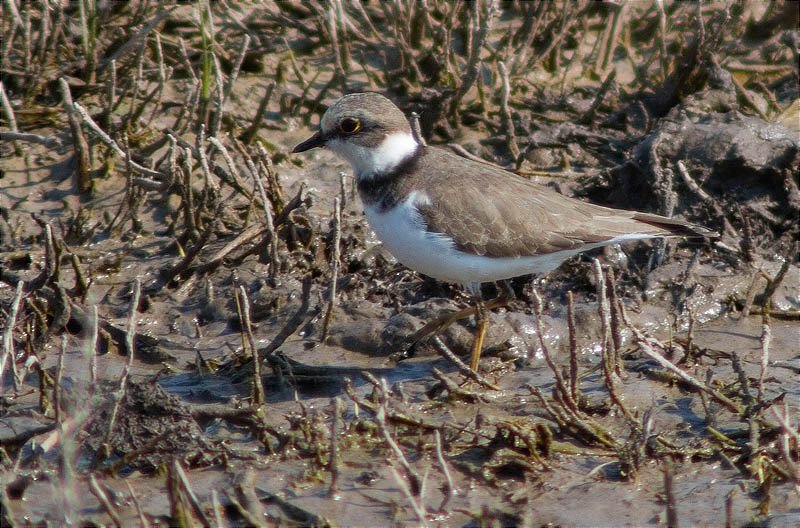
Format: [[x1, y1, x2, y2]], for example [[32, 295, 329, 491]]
[[339, 117, 361, 134]]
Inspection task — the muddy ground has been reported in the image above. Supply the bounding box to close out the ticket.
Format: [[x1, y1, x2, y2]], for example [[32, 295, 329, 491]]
[[1, 2, 799, 527]]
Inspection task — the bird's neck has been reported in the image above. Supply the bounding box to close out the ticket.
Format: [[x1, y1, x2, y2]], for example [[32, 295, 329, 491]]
[[331, 131, 419, 182]]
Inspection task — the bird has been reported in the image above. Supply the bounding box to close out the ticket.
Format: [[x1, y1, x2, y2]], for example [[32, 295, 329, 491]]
[[293, 92, 716, 372]]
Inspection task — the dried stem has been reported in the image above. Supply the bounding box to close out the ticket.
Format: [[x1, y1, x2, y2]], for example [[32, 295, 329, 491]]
[[247, 157, 280, 277], [0, 280, 24, 391], [567, 291, 580, 403], [54, 335, 67, 424], [429, 336, 501, 391], [237, 285, 265, 405], [73, 102, 164, 179], [242, 81, 275, 145], [89, 474, 123, 527], [0, 80, 18, 132], [530, 289, 574, 409], [434, 429, 455, 513], [663, 460, 679, 528], [498, 61, 520, 163], [321, 197, 341, 342], [594, 261, 638, 427], [327, 396, 342, 498], [59, 78, 91, 192], [101, 278, 141, 462]]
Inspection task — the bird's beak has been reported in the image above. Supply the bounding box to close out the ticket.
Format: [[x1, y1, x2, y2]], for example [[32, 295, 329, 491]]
[[292, 131, 326, 153]]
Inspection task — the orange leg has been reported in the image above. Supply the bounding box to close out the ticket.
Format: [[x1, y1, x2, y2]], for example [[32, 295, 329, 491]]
[[402, 284, 513, 371], [469, 298, 489, 372]]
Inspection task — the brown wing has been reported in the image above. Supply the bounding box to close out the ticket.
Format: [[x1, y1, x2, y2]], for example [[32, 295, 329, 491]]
[[412, 148, 713, 258]]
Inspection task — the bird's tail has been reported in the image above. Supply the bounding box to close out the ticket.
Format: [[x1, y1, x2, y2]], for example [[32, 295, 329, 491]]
[[632, 212, 719, 239]]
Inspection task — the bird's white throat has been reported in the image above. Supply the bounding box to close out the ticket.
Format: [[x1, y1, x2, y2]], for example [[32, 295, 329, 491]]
[[328, 131, 418, 181]]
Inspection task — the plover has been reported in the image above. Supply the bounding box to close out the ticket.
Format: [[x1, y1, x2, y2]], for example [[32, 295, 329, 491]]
[[293, 92, 716, 371]]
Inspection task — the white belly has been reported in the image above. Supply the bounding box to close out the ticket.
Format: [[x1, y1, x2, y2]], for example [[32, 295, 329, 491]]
[[363, 193, 581, 287]]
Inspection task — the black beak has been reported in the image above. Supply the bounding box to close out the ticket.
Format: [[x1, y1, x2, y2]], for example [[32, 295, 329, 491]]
[[292, 131, 326, 153]]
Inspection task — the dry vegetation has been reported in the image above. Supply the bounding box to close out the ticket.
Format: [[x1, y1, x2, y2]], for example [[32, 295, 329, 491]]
[[1, 1, 798, 526]]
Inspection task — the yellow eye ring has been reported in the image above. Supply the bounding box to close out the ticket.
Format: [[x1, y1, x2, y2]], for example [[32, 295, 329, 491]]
[[339, 117, 361, 134]]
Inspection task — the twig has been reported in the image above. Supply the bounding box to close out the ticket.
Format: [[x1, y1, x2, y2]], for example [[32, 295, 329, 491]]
[[676, 160, 737, 238], [431, 367, 484, 403], [196, 124, 218, 197], [89, 474, 123, 527], [0, 280, 24, 391], [528, 384, 617, 448], [246, 157, 280, 277], [592, 262, 639, 427], [99, 7, 175, 70], [760, 256, 793, 310], [107, 58, 117, 115], [59, 78, 91, 192], [237, 285, 265, 405], [54, 335, 67, 424], [655, 0, 669, 80], [338, 171, 348, 209], [567, 291, 580, 403], [159, 211, 218, 284], [211, 53, 225, 137], [740, 269, 765, 319], [72, 102, 164, 179], [171, 460, 212, 526], [100, 279, 141, 460], [758, 307, 770, 401], [389, 465, 428, 526], [328, 4, 347, 92], [181, 146, 198, 238], [177, 37, 198, 82], [242, 81, 275, 145], [233, 469, 267, 525], [210, 490, 224, 528], [434, 430, 455, 513], [450, 0, 496, 117], [88, 306, 98, 397], [582, 68, 617, 126], [498, 61, 520, 163], [259, 276, 312, 361], [627, 325, 741, 414], [603, 268, 625, 376], [530, 289, 574, 409], [255, 142, 283, 211], [0, 80, 18, 132], [429, 336, 501, 391], [223, 490, 263, 527], [223, 34, 250, 106], [725, 489, 736, 528], [321, 197, 341, 342], [125, 278, 141, 365], [0, 131, 61, 148], [663, 460, 679, 528], [125, 481, 151, 528], [207, 135, 250, 197], [373, 388, 422, 499], [599, 3, 627, 74], [327, 396, 342, 498]]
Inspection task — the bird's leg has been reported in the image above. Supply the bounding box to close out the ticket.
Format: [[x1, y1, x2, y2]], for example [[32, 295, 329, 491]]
[[398, 283, 514, 364], [468, 281, 515, 371], [497, 279, 515, 305], [469, 295, 488, 372]]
